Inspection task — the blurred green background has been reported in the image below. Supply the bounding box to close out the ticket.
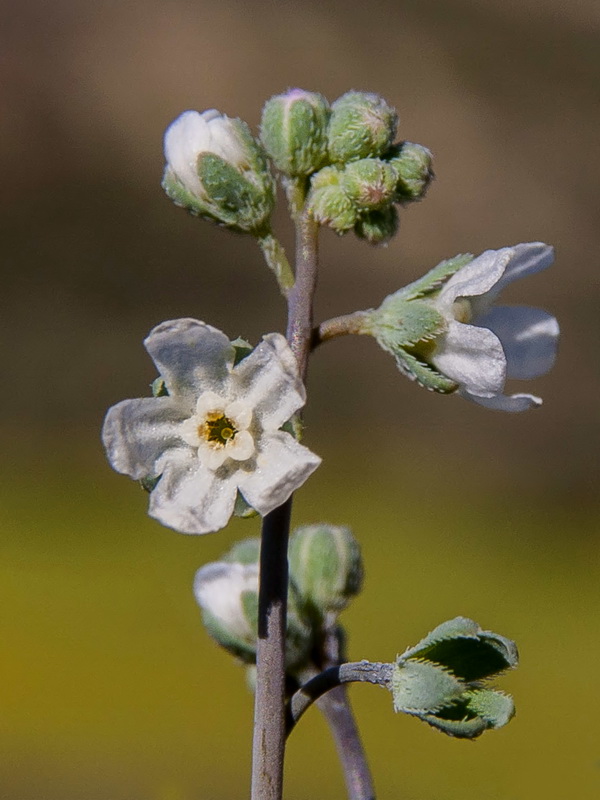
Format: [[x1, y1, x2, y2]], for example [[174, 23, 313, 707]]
[[2, 0, 599, 797]]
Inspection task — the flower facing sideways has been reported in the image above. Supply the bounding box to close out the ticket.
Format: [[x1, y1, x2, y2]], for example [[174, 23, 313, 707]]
[[102, 319, 321, 534], [368, 242, 559, 411]]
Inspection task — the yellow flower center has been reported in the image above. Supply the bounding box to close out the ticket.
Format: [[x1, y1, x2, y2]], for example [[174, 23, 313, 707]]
[[199, 412, 238, 447]]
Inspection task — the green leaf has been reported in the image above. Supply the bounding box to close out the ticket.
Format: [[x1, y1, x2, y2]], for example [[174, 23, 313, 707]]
[[230, 337, 253, 366], [465, 689, 515, 728], [233, 491, 259, 519]]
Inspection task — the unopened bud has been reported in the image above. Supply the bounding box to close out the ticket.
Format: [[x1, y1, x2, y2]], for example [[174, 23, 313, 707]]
[[386, 141, 433, 201], [308, 167, 357, 233], [260, 89, 330, 176], [328, 91, 397, 164], [162, 109, 275, 232], [341, 158, 398, 211], [289, 524, 363, 619], [354, 206, 399, 245]]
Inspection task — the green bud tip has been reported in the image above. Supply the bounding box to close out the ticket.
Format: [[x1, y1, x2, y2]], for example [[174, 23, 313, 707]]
[[328, 91, 398, 164], [260, 88, 330, 177]]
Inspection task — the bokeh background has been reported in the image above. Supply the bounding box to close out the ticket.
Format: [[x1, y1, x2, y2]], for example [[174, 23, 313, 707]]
[[2, 0, 599, 798]]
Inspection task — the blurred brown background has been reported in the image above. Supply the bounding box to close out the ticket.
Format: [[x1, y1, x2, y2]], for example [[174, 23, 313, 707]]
[[1, 1, 599, 798]]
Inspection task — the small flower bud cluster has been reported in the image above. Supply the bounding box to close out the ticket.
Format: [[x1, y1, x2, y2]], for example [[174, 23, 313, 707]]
[[194, 525, 363, 676], [259, 88, 432, 244]]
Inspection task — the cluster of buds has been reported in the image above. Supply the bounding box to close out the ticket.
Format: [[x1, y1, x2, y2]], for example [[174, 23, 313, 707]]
[[261, 89, 432, 244], [194, 525, 363, 677]]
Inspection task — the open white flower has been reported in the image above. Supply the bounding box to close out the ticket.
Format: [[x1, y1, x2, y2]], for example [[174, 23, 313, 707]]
[[430, 242, 559, 411], [102, 318, 321, 534]]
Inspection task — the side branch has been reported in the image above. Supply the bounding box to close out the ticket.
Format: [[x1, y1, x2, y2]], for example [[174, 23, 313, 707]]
[[287, 661, 393, 734]]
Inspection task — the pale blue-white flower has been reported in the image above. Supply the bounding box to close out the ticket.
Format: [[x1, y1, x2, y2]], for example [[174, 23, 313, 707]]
[[102, 319, 320, 534], [429, 243, 559, 411], [369, 242, 559, 411]]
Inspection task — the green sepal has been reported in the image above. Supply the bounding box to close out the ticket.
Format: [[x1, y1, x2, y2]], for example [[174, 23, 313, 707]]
[[151, 376, 169, 397], [162, 170, 203, 215], [419, 689, 515, 739], [201, 607, 257, 664], [371, 298, 446, 349], [309, 184, 357, 233], [392, 254, 474, 301], [230, 337, 253, 366], [233, 491, 259, 519], [393, 348, 459, 394], [391, 659, 466, 714], [400, 616, 519, 681], [139, 474, 161, 493], [197, 153, 274, 232], [281, 414, 303, 441]]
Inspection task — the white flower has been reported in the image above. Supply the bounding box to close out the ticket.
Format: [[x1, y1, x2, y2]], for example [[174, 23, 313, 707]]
[[430, 242, 559, 411], [102, 318, 321, 534]]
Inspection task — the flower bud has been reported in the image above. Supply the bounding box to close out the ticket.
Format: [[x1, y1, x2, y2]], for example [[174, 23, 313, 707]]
[[260, 89, 330, 176], [354, 206, 399, 245], [289, 524, 363, 619], [194, 551, 313, 670], [327, 91, 397, 164], [162, 109, 275, 232], [341, 158, 398, 211], [386, 141, 433, 201], [308, 167, 357, 233]]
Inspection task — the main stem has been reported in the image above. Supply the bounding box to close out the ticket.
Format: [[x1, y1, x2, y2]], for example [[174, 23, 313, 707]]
[[250, 210, 319, 800]]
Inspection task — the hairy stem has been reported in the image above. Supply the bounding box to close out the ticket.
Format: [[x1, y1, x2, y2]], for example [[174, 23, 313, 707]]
[[311, 311, 371, 350], [288, 662, 393, 734], [250, 208, 319, 800]]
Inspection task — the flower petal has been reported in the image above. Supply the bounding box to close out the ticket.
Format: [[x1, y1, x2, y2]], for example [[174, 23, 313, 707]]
[[238, 432, 321, 516], [233, 333, 306, 430], [102, 396, 189, 480], [431, 321, 506, 397], [164, 110, 209, 195], [144, 319, 234, 404], [149, 449, 238, 534], [475, 306, 559, 379], [489, 242, 554, 296], [438, 248, 512, 309], [461, 390, 542, 412]]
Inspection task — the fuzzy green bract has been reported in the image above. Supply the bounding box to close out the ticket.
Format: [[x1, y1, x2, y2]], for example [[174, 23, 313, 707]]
[[391, 616, 518, 739]]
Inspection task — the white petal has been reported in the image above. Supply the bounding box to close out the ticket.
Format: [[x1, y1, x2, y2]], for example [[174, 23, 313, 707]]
[[197, 441, 230, 470], [225, 399, 253, 430], [196, 391, 228, 417], [149, 449, 238, 534], [431, 320, 506, 397], [207, 115, 248, 166], [194, 561, 258, 638], [489, 242, 554, 295], [238, 432, 321, 516], [144, 319, 234, 404], [164, 110, 209, 196], [178, 416, 202, 447], [438, 248, 512, 310], [228, 430, 255, 461], [474, 306, 559, 380], [233, 333, 305, 431], [461, 390, 542, 413], [102, 396, 189, 480]]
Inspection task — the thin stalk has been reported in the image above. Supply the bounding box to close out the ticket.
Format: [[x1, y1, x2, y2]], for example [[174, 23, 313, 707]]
[[250, 208, 319, 800], [317, 625, 377, 800], [288, 662, 393, 734], [311, 311, 371, 350]]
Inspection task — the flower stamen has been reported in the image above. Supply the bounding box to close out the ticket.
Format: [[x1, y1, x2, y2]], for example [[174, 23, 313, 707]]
[[200, 412, 238, 447]]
